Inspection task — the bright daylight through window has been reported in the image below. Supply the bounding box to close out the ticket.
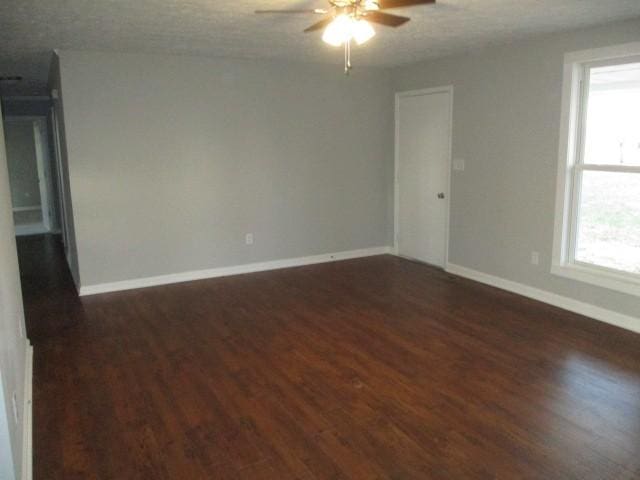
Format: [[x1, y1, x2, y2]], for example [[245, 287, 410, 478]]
[[575, 62, 640, 275], [554, 50, 640, 295]]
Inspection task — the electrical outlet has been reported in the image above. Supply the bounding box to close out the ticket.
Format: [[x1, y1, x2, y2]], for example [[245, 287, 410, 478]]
[[531, 251, 540, 266], [453, 158, 466, 171], [11, 392, 18, 425], [245, 233, 254, 245]]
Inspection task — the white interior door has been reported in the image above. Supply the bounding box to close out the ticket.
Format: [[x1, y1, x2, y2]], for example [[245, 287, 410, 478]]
[[396, 88, 452, 267]]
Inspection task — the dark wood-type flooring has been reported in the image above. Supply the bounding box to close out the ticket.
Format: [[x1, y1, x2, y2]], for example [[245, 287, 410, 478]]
[[19, 234, 640, 479]]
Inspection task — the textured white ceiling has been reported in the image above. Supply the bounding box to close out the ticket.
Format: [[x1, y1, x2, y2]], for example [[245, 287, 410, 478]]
[[1, 0, 640, 95]]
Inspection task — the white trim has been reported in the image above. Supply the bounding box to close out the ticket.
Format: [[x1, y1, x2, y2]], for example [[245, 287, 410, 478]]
[[552, 42, 640, 297], [12, 206, 41, 213], [394, 85, 453, 266], [446, 263, 640, 335], [14, 224, 48, 236], [21, 344, 33, 480], [551, 263, 640, 298], [577, 164, 640, 173], [563, 42, 640, 65], [552, 57, 581, 268], [80, 246, 392, 296]]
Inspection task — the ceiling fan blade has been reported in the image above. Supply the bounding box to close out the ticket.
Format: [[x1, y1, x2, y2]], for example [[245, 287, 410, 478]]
[[377, 0, 435, 9], [255, 9, 327, 14], [303, 16, 333, 32], [363, 11, 410, 27]]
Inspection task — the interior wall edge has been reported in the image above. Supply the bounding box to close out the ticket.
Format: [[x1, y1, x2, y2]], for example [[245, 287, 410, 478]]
[[0, 90, 30, 480], [20, 345, 32, 480], [47, 52, 82, 288]]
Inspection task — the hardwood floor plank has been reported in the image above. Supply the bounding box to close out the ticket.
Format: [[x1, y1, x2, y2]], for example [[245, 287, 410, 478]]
[[19, 235, 640, 479]]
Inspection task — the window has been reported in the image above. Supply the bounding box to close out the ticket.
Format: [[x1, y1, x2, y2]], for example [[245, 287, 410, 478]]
[[553, 44, 640, 296]]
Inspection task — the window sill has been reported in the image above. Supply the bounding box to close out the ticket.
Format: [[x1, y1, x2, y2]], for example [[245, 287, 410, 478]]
[[551, 262, 640, 297]]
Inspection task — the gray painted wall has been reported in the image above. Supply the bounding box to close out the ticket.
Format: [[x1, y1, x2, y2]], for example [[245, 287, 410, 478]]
[[0, 103, 29, 480], [57, 51, 394, 287], [393, 17, 640, 320]]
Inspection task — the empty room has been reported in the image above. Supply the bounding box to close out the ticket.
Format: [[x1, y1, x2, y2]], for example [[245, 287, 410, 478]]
[[1, 1, 640, 479]]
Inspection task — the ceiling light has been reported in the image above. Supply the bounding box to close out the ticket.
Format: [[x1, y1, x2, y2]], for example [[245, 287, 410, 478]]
[[255, 0, 436, 74], [322, 15, 376, 47], [322, 15, 353, 47], [352, 19, 375, 45]]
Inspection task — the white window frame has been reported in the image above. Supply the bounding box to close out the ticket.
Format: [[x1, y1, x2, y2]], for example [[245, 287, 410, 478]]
[[552, 42, 640, 297]]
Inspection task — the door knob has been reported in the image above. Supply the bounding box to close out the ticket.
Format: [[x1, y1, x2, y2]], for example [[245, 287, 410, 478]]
[[437, 193, 445, 199]]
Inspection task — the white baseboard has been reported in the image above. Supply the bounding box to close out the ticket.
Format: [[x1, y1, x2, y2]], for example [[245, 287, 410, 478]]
[[14, 224, 48, 236], [80, 246, 392, 296], [22, 344, 33, 480], [446, 263, 640, 335]]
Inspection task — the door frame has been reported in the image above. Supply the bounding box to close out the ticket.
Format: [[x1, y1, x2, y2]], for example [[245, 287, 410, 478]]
[[49, 105, 69, 249], [4, 115, 54, 235], [393, 85, 454, 267]]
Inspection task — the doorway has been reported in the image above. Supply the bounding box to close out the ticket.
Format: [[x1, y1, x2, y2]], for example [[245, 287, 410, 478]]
[[4, 116, 57, 236], [394, 86, 453, 267]]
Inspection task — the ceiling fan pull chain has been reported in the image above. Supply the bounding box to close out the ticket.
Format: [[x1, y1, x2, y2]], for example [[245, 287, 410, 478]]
[[344, 40, 347, 74], [344, 38, 352, 75]]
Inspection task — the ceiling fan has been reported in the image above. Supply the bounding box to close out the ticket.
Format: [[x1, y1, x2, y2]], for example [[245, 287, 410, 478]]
[[255, 0, 436, 74]]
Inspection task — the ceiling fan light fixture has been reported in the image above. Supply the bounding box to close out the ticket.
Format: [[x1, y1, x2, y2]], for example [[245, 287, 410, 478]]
[[322, 14, 352, 47], [256, 0, 436, 72], [352, 19, 375, 45], [322, 15, 376, 47]]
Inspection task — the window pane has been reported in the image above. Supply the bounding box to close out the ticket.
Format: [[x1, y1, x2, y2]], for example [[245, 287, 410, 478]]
[[575, 171, 640, 274], [584, 62, 640, 166]]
